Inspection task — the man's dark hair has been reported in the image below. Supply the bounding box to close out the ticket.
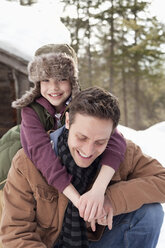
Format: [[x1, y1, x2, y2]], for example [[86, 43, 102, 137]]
[[69, 86, 120, 130]]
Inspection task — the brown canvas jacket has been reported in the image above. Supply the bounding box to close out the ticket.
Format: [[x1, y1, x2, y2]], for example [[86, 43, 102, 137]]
[[0, 139, 165, 248]]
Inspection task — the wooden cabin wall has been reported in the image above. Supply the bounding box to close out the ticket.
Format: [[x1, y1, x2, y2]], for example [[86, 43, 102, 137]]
[[0, 62, 29, 137]]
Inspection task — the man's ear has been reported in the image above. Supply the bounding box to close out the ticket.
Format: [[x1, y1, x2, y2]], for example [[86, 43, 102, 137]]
[[65, 112, 70, 129]]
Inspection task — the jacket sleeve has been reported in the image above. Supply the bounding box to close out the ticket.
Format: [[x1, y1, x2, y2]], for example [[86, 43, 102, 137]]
[[0, 155, 46, 248], [106, 141, 165, 216], [101, 128, 126, 171], [20, 106, 72, 192]]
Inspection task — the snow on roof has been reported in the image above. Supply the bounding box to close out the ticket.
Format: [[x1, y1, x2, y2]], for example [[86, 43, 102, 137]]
[[0, 0, 71, 61]]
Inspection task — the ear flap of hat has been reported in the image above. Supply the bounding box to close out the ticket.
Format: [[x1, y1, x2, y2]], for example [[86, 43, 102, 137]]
[[12, 82, 40, 109]]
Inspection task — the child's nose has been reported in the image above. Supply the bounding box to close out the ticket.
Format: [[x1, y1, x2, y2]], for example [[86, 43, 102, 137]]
[[51, 80, 59, 89]]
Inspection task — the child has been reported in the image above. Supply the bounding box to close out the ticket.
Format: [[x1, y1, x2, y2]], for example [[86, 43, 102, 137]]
[[12, 44, 126, 226]]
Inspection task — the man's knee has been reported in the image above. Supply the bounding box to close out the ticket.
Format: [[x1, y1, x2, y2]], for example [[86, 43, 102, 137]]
[[130, 203, 164, 234], [140, 203, 164, 228], [123, 204, 164, 248]]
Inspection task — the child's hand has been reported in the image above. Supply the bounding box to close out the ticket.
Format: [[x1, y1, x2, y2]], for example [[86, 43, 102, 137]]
[[77, 188, 104, 222]]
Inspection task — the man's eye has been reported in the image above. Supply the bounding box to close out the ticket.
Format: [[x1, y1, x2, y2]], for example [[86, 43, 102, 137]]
[[78, 137, 86, 141], [96, 141, 105, 146]]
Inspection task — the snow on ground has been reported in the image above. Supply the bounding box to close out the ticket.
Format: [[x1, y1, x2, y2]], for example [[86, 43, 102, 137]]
[[0, 0, 164, 246], [118, 122, 165, 166], [118, 122, 165, 247]]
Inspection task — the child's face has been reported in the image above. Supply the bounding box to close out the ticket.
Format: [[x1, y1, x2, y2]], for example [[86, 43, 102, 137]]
[[40, 78, 71, 112]]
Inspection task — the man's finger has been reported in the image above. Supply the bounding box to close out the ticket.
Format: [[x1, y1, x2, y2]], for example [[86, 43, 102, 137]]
[[97, 216, 107, 226], [90, 219, 96, 232], [107, 210, 113, 230]]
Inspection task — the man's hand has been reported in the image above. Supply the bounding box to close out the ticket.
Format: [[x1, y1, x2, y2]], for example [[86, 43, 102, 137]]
[[77, 188, 104, 222], [90, 195, 113, 231], [98, 195, 113, 230]]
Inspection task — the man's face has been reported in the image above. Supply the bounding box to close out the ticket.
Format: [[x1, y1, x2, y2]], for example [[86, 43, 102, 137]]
[[65, 113, 113, 168]]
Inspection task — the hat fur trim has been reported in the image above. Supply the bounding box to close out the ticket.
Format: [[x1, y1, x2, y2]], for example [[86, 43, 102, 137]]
[[12, 82, 41, 109], [12, 53, 80, 109]]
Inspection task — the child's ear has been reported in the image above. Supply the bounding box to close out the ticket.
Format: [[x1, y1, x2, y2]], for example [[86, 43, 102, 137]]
[[65, 112, 70, 129]]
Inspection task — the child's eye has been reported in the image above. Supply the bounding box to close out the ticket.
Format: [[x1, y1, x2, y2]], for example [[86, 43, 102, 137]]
[[42, 79, 49, 82], [61, 78, 68, 82]]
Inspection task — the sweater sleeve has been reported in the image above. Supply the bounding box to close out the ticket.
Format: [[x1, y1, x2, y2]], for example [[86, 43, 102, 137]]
[[100, 128, 126, 171], [20, 106, 72, 192]]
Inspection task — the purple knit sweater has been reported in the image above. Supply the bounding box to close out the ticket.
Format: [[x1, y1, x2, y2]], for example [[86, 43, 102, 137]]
[[20, 97, 126, 192]]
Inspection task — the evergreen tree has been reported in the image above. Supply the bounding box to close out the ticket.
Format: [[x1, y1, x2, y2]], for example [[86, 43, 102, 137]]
[[59, 0, 165, 129]]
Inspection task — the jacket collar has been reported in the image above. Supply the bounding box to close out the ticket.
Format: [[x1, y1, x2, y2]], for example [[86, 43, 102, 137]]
[[35, 96, 71, 118], [36, 96, 56, 116]]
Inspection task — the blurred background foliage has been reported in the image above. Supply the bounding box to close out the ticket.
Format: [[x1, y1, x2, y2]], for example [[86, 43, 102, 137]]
[[6, 0, 165, 129]]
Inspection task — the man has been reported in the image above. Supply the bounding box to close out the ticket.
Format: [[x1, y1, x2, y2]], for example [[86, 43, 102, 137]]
[[0, 87, 165, 248]]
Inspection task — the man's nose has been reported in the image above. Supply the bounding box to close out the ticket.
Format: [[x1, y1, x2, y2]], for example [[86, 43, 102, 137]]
[[83, 142, 95, 156]]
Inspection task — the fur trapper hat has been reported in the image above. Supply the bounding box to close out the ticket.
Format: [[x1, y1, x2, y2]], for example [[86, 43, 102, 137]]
[[12, 44, 80, 109]]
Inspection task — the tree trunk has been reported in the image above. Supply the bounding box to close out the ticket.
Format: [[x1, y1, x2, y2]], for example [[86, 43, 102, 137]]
[[133, 0, 140, 129], [122, 66, 128, 126], [86, 2, 92, 86], [109, 0, 115, 92]]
